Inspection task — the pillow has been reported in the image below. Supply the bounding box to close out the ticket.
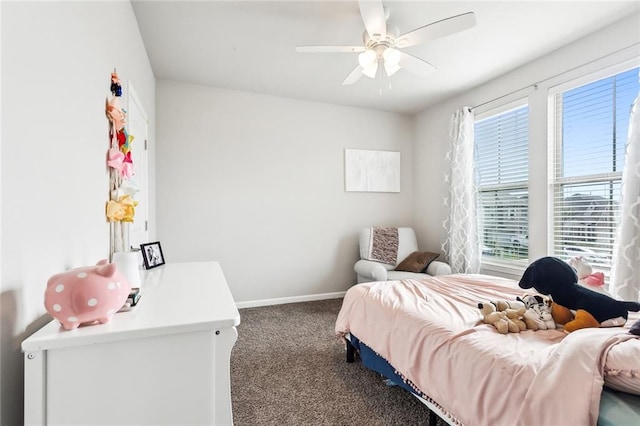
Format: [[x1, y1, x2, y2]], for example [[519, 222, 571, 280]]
[[395, 251, 440, 273]]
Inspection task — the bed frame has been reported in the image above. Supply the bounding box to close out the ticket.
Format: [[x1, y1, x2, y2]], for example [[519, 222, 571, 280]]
[[344, 333, 640, 426], [346, 333, 456, 425]]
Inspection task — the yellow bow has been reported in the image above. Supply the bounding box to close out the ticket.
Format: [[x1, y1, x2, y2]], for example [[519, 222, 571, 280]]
[[106, 195, 138, 222]]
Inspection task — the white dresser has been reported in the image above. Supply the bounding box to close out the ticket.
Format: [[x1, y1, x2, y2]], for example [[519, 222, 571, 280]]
[[22, 261, 240, 425]]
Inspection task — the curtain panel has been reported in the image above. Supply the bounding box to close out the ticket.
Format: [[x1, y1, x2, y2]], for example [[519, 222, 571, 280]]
[[442, 107, 481, 273], [611, 90, 640, 302]]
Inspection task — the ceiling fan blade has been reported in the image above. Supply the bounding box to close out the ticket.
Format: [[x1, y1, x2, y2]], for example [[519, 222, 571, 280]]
[[396, 12, 476, 48], [399, 51, 436, 77], [342, 66, 364, 85], [358, 0, 386, 39], [296, 46, 366, 53]]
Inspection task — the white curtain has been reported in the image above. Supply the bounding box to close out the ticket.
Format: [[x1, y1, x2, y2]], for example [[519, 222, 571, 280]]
[[611, 90, 640, 301], [442, 107, 481, 273]]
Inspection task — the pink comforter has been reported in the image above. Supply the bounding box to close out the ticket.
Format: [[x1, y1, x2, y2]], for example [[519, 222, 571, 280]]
[[335, 274, 639, 426]]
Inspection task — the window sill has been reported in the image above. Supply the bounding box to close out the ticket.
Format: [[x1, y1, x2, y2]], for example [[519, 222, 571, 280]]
[[480, 258, 527, 280]]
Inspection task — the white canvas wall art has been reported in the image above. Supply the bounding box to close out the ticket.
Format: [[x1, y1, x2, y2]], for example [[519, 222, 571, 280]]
[[345, 149, 400, 192]]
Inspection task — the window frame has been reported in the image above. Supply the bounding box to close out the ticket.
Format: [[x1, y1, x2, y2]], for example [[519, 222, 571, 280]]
[[547, 62, 639, 274], [474, 97, 531, 269]]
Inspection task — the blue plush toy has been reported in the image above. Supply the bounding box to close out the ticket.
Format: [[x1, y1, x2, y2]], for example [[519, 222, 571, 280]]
[[518, 256, 640, 333]]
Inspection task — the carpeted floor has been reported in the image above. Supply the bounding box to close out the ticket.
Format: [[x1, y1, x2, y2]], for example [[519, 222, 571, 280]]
[[230, 298, 445, 425]]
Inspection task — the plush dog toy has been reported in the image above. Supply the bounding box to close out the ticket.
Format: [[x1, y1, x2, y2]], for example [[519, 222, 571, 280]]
[[519, 256, 640, 332], [478, 302, 523, 334], [493, 299, 526, 312], [517, 294, 556, 330], [492, 300, 527, 332]]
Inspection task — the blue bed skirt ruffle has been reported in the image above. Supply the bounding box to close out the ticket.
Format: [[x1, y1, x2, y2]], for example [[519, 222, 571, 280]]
[[348, 334, 419, 396]]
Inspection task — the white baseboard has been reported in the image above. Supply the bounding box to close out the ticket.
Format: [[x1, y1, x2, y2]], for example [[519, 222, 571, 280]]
[[236, 291, 346, 309]]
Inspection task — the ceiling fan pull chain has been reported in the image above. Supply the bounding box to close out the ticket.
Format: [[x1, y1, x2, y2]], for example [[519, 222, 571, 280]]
[[378, 63, 383, 95]]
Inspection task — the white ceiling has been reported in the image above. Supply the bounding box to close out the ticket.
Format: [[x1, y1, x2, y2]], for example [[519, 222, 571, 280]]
[[131, 0, 640, 115]]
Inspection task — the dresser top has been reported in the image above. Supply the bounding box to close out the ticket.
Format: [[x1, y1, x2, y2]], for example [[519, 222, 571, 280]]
[[22, 261, 240, 352]]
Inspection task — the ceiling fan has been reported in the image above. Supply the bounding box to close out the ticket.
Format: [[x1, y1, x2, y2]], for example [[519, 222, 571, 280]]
[[296, 0, 476, 85]]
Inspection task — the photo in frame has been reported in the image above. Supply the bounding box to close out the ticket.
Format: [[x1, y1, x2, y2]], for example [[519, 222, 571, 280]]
[[140, 241, 165, 269]]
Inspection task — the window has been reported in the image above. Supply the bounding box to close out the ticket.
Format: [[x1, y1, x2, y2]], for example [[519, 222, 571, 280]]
[[550, 67, 639, 273], [475, 101, 529, 263]]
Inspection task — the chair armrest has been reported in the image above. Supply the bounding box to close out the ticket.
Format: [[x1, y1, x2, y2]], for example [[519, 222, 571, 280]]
[[425, 260, 451, 276], [354, 259, 389, 282]]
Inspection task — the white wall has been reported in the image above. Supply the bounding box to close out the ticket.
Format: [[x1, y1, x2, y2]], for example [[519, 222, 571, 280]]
[[0, 1, 155, 424], [1, 3, 636, 424], [156, 80, 414, 302], [413, 12, 640, 279]]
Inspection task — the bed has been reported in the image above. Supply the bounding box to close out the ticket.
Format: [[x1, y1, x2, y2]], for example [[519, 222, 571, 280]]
[[335, 274, 640, 426]]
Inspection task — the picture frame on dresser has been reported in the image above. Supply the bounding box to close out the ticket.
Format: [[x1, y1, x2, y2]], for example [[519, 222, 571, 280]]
[[140, 241, 165, 269]]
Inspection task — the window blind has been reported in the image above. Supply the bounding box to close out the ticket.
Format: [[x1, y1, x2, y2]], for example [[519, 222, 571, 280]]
[[475, 104, 529, 261], [550, 67, 639, 271]]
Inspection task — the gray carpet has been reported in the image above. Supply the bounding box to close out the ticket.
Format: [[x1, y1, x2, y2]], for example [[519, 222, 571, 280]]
[[230, 298, 445, 425]]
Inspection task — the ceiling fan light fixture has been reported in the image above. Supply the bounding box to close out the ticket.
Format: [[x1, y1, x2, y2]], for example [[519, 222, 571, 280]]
[[358, 49, 377, 68], [383, 48, 401, 67], [384, 61, 401, 77], [362, 61, 378, 78], [296, 2, 473, 86]]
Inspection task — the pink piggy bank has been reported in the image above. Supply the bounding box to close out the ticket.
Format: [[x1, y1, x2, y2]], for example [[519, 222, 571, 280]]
[[44, 259, 131, 330]]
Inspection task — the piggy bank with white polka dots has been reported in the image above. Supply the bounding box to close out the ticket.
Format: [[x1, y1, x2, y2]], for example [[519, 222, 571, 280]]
[[44, 259, 131, 330]]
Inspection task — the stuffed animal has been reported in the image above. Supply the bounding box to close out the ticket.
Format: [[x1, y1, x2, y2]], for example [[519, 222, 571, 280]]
[[503, 308, 527, 332], [492, 300, 527, 331], [521, 310, 544, 330], [493, 299, 526, 312], [568, 256, 608, 295], [519, 256, 640, 333], [478, 302, 510, 334], [550, 301, 575, 326], [517, 294, 556, 330], [548, 298, 600, 331], [478, 302, 521, 334]]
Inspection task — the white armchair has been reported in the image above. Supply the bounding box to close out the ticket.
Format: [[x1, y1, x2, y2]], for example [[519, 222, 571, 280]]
[[354, 227, 451, 283]]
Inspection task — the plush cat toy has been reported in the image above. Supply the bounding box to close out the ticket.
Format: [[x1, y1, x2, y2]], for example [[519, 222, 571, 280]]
[[519, 256, 640, 333]]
